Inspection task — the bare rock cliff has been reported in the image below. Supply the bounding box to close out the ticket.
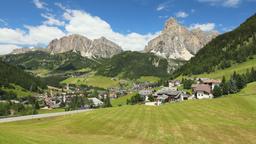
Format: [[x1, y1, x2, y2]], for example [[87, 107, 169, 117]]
[[48, 34, 123, 58], [145, 18, 218, 61]]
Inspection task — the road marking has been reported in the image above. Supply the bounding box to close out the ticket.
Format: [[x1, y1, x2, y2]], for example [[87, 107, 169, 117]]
[[0, 109, 93, 123]]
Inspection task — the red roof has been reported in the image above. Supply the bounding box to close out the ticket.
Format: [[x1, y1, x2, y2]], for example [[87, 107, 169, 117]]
[[194, 84, 212, 94]]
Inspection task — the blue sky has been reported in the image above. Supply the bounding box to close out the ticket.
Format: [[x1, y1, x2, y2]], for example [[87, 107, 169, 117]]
[[0, 0, 255, 54]]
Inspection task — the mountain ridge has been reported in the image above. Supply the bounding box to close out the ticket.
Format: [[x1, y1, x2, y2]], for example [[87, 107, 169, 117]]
[[10, 34, 123, 59]]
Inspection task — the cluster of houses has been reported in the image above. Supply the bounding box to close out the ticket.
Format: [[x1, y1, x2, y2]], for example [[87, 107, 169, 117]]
[[139, 78, 221, 106], [1, 77, 222, 111], [40, 84, 129, 109]]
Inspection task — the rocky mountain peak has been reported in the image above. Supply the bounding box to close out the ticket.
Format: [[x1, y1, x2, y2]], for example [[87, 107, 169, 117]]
[[145, 17, 219, 61], [164, 18, 181, 32], [48, 34, 122, 58]]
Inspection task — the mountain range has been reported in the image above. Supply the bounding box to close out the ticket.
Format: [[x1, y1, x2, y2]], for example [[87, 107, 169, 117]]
[[1, 14, 255, 85], [48, 35, 123, 58], [10, 18, 218, 62]]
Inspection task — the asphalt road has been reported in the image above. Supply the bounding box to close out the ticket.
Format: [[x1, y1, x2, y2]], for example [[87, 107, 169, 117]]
[[0, 109, 93, 123]]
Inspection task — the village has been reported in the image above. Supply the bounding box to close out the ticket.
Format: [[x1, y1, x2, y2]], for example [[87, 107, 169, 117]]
[[27, 77, 221, 111]]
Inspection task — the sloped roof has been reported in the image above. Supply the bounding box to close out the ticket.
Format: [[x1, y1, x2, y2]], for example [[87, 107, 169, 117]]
[[194, 84, 212, 94], [88, 98, 103, 105], [157, 95, 169, 100], [200, 78, 221, 84]]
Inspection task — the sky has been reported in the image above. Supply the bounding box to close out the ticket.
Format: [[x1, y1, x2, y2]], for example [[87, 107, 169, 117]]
[[0, 0, 255, 54]]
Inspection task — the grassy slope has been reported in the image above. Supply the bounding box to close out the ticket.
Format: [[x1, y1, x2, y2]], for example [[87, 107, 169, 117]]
[[62, 75, 120, 89], [137, 76, 160, 83], [178, 58, 256, 80], [38, 108, 65, 114], [0, 84, 34, 97], [0, 82, 256, 144], [111, 93, 137, 107]]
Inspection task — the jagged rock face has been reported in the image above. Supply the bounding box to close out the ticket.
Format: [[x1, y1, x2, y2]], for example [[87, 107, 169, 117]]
[[145, 18, 218, 61], [89, 37, 123, 58], [48, 34, 122, 58], [11, 48, 48, 54]]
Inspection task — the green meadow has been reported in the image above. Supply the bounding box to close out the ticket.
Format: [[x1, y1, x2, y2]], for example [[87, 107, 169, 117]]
[[137, 76, 160, 83], [111, 93, 137, 107], [0, 84, 33, 97], [178, 58, 256, 80], [62, 75, 120, 89], [0, 82, 256, 144]]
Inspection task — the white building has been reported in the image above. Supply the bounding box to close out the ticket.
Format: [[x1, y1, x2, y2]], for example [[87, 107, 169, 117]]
[[88, 98, 104, 107], [193, 84, 213, 99]]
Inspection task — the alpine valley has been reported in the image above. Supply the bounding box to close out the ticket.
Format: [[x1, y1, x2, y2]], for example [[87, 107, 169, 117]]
[[3, 18, 218, 80], [0, 2, 256, 143]]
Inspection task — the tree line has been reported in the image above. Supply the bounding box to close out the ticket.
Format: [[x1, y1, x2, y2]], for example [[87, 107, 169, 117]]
[[213, 68, 256, 97]]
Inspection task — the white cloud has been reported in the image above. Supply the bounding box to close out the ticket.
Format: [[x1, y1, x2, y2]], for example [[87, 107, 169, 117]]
[[24, 25, 65, 45], [222, 26, 235, 32], [158, 15, 169, 19], [156, 5, 166, 11], [54, 2, 67, 11], [41, 13, 65, 26], [189, 23, 216, 31], [156, 1, 171, 11], [197, 0, 241, 7], [63, 9, 159, 51], [0, 3, 160, 53], [33, 0, 47, 9], [0, 44, 21, 55], [0, 28, 26, 45], [175, 11, 189, 18], [0, 25, 65, 46], [0, 19, 8, 26]]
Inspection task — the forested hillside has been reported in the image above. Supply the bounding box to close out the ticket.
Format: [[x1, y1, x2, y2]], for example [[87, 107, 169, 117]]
[[0, 60, 46, 91], [176, 14, 256, 76], [2, 51, 99, 73], [96, 51, 169, 79]]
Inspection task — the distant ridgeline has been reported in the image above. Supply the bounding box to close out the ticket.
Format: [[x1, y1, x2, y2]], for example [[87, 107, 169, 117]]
[[2, 51, 99, 72], [2, 51, 169, 79], [175, 14, 256, 76], [0, 60, 46, 91]]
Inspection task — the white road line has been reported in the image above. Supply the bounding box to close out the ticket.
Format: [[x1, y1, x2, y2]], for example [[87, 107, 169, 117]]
[[0, 109, 93, 123]]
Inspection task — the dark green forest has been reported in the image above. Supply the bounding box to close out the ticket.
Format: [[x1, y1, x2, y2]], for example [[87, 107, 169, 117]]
[[0, 60, 46, 91], [2, 51, 99, 72], [96, 51, 169, 79]]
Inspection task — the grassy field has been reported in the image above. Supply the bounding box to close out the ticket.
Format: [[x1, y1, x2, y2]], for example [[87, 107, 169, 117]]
[[38, 108, 65, 114], [178, 58, 256, 80], [0, 82, 256, 144], [27, 68, 50, 77], [0, 84, 33, 97], [111, 93, 137, 107], [137, 76, 160, 83], [62, 75, 120, 89]]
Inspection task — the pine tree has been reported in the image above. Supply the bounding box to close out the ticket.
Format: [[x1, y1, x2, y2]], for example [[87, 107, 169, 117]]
[[213, 85, 222, 98], [104, 96, 112, 108]]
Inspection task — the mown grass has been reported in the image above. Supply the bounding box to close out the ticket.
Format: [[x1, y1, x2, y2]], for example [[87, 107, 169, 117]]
[[0, 82, 256, 144], [38, 108, 65, 114], [111, 93, 137, 107], [178, 58, 256, 80], [62, 75, 120, 89]]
